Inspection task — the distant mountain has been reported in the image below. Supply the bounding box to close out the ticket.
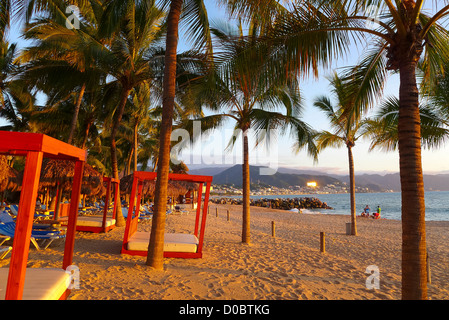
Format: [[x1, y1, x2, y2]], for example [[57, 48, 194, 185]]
[[188, 166, 230, 176], [189, 165, 449, 191], [212, 165, 342, 188], [333, 173, 449, 191]]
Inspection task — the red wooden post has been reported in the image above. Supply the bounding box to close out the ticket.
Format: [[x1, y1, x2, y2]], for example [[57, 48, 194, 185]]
[[123, 176, 139, 245], [63, 160, 84, 269], [197, 181, 211, 256], [112, 179, 119, 220], [102, 178, 112, 232], [135, 181, 143, 218], [5, 151, 43, 300], [194, 182, 203, 237]]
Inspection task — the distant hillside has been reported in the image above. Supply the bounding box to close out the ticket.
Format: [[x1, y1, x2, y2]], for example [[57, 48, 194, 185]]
[[189, 165, 449, 191], [333, 173, 449, 191], [212, 165, 342, 188]]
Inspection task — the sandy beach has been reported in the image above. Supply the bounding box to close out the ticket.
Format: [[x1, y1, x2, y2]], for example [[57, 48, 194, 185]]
[[1, 204, 448, 300]]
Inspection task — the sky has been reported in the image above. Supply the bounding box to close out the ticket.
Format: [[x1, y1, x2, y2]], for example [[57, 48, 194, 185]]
[[178, 1, 449, 175], [2, 1, 449, 176]]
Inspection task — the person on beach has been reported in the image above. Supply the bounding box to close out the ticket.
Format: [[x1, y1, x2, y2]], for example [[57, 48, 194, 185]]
[[373, 206, 381, 219], [362, 205, 370, 217]]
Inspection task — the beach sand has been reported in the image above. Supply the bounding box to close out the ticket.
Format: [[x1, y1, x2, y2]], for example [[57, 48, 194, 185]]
[[1, 203, 448, 300]]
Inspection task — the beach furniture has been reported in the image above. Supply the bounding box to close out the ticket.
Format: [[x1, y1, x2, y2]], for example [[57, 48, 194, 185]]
[[0, 213, 65, 250], [0, 246, 11, 259], [122, 207, 152, 221], [0, 131, 85, 300], [121, 172, 212, 258], [8, 204, 53, 222], [59, 177, 119, 233]]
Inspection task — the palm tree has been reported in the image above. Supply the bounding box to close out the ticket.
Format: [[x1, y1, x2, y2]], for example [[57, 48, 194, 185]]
[[365, 96, 449, 152], [313, 73, 375, 236], [181, 21, 316, 244], [95, 0, 165, 227], [266, 0, 449, 300], [145, 0, 213, 270], [20, 5, 103, 145]]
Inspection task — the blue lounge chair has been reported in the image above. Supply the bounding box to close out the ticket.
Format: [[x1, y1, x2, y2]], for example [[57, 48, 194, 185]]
[[122, 208, 152, 221], [0, 213, 65, 250], [0, 246, 12, 259]]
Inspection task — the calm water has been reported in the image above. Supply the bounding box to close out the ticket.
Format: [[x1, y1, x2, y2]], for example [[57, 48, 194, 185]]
[[249, 191, 449, 221]]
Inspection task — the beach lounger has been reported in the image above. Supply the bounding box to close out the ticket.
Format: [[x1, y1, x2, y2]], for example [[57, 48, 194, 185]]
[[58, 215, 116, 233], [8, 205, 19, 216], [127, 232, 199, 253], [0, 268, 71, 300], [122, 208, 152, 221], [0, 246, 12, 259], [0, 213, 65, 250]]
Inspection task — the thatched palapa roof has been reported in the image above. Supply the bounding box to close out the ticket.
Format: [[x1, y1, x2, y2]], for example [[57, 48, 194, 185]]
[[120, 173, 198, 197], [0, 155, 20, 193], [39, 158, 105, 196]]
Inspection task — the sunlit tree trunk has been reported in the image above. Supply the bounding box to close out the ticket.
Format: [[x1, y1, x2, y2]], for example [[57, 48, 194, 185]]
[[146, 0, 182, 270], [347, 143, 357, 236], [67, 83, 86, 145], [242, 128, 250, 244], [398, 58, 427, 300], [110, 88, 131, 227]]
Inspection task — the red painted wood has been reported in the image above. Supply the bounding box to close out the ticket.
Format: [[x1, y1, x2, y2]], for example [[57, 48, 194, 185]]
[[194, 183, 203, 237], [197, 181, 211, 256], [76, 225, 115, 233], [102, 178, 111, 232], [5, 151, 43, 300], [2, 132, 86, 300], [63, 160, 84, 269], [0, 131, 86, 161], [121, 171, 212, 259]]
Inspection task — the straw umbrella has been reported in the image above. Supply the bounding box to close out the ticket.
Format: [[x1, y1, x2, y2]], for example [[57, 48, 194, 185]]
[[39, 158, 103, 219], [0, 155, 20, 203], [120, 173, 197, 206]]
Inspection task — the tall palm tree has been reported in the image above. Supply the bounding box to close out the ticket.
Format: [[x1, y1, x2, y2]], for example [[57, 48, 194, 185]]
[[181, 21, 317, 244], [96, 0, 165, 227], [267, 0, 449, 300], [313, 73, 375, 236], [145, 0, 213, 270]]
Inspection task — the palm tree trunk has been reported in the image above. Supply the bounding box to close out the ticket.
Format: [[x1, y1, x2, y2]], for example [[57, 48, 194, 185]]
[[67, 83, 86, 145], [110, 87, 131, 227], [347, 144, 357, 236], [242, 128, 251, 244], [81, 119, 92, 149], [398, 59, 427, 300], [146, 0, 182, 270]]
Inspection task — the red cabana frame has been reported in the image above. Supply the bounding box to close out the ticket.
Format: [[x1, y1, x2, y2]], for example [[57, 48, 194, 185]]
[[0, 131, 86, 300], [74, 177, 119, 233], [121, 171, 213, 259]]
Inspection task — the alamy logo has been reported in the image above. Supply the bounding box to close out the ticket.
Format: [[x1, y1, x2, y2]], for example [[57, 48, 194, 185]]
[[65, 5, 80, 30], [170, 121, 279, 175], [365, 265, 380, 290], [65, 265, 80, 289]]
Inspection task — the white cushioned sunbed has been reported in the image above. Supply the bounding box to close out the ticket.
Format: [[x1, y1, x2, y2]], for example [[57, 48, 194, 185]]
[[0, 268, 70, 300], [59, 216, 115, 227], [127, 232, 198, 253], [76, 216, 115, 228]]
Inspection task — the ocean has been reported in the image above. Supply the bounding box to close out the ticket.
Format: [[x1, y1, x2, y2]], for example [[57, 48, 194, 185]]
[[249, 191, 449, 221]]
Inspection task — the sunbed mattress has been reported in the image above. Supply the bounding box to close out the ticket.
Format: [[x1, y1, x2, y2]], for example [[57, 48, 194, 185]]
[[127, 232, 198, 253], [76, 216, 116, 227], [0, 268, 70, 300]]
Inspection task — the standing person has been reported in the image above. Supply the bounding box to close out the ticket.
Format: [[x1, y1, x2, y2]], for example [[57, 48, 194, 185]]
[[364, 205, 370, 217]]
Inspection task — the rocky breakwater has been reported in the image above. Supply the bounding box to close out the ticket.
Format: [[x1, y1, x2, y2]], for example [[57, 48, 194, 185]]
[[210, 197, 333, 211]]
